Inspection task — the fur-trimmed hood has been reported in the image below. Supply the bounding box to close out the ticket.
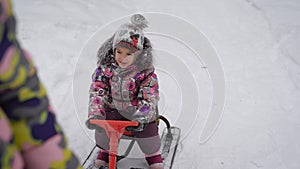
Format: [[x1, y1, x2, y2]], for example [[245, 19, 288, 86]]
[[96, 35, 153, 71]]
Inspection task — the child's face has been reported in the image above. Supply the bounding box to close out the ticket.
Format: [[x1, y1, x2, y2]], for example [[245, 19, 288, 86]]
[[115, 47, 136, 68]]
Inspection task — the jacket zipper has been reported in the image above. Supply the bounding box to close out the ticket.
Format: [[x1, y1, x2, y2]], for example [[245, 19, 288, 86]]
[[120, 77, 124, 111]]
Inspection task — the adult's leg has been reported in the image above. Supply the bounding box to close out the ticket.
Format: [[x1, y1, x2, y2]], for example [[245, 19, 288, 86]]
[[0, 2, 82, 167], [0, 108, 23, 169]]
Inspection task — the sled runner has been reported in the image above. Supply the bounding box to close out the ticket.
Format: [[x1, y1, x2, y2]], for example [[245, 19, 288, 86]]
[[83, 115, 180, 169]]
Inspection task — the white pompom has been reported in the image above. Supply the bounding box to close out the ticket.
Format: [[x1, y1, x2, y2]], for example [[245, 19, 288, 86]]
[[130, 14, 148, 30]]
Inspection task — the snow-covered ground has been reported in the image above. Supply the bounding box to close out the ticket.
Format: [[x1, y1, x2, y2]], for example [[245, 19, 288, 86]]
[[12, 0, 300, 168]]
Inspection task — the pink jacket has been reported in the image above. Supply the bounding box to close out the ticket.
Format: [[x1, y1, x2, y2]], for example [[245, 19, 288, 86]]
[[88, 63, 159, 123]]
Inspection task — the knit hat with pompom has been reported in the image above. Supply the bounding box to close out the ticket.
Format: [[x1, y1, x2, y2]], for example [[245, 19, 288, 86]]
[[113, 14, 148, 52]]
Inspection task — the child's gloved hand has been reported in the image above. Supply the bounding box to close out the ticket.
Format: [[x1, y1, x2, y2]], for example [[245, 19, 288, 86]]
[[85, 115, 104, 131], [127, 116, 147, 132]]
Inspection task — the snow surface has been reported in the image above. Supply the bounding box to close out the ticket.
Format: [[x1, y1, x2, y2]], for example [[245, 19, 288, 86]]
[[12, 0, 300, 168]]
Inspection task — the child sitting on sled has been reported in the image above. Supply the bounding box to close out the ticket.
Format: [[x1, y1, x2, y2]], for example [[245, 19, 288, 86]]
[[86, 14, 163, 169]]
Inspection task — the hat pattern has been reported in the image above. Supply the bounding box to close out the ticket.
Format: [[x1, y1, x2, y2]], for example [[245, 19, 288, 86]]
[[113, 14, 148, 52]]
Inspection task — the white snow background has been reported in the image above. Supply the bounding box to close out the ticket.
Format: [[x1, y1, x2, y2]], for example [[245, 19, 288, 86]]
[[12, 0, 300, 169]]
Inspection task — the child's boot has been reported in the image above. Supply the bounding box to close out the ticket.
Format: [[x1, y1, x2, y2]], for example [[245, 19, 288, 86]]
[[149, 162, 164, 169], [95, 149, 109, 168], [94, 159, 108, 169], [146, 154, 163, 169]]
